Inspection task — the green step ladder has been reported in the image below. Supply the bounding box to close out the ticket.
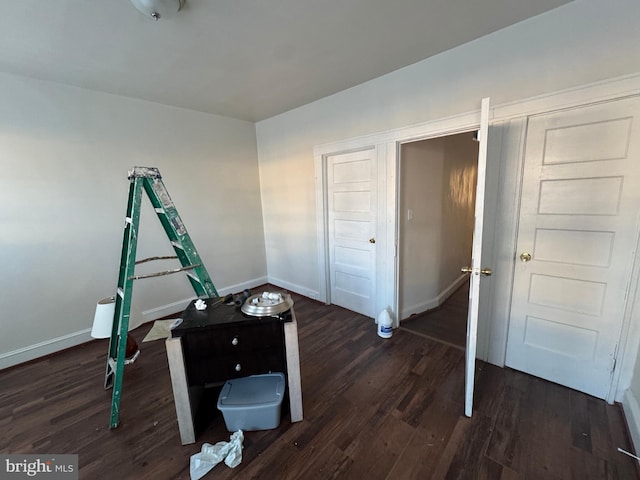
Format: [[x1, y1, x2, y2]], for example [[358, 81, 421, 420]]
[[104, 166, 218, 428]]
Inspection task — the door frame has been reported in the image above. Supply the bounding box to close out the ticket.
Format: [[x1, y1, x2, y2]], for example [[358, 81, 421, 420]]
[[314, 110, 484, 327], [323, 146, 381, 317], [492, 75, 640, 404], [314, 144, 393, 319]]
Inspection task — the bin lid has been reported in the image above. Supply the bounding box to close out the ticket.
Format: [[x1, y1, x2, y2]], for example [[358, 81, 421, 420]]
[[218, 373, 286, 408]]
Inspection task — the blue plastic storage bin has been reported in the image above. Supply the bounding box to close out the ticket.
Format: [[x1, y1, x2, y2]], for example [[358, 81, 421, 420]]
[[217, 373, 286, 431]]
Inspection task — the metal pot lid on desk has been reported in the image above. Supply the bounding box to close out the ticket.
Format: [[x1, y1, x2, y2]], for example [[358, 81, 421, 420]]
[[241, 292, 293, 317]]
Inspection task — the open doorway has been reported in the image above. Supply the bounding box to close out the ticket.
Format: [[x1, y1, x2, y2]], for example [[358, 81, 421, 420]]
[[398, 131, 479, 349]]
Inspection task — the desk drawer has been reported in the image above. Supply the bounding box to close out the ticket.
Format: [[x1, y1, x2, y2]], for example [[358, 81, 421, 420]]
[[181, 320, 286, 386], [194, 349, 286, 385], [184, 321, 283, 357]]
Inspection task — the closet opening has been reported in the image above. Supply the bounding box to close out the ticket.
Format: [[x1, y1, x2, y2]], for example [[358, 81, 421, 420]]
[[398, 131, 479, 349]]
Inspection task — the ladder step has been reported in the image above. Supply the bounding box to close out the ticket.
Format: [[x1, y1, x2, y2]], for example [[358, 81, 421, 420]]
[[171, 241, 184, 250], [128, 264, 201, 281], [135, 255, 178, 265]]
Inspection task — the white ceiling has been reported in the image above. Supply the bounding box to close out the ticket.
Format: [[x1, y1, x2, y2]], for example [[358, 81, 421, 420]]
[[0, 0, 572, 122]]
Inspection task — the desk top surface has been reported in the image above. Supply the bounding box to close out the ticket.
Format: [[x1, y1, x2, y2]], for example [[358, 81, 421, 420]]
[[171, 298, 286, 337]]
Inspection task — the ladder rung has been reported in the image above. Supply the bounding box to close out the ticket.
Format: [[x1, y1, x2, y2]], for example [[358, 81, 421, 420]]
[[125, 217, 132, 224], [117, 288, 124, 298], [171, 241, 184, 250], [155, 208, 164, 214], [135, 255, 178, 265], [128, 264, 201, 280]]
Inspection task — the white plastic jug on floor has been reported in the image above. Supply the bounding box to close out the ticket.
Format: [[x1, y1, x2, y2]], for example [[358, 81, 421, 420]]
[[377, 309, 393, 338]]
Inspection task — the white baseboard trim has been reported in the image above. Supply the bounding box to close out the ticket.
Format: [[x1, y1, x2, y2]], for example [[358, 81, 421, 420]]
[[141, 297, 197, 321], [402, 297, 440, 321], [401, 274, 468, 320], [217, 276, 270, 297], [267, 276, 320, 301], [0, 276, 272, 370], [0, 329, 93, 371], [140, 276, 270, 320], [623, 389, 640, 462]]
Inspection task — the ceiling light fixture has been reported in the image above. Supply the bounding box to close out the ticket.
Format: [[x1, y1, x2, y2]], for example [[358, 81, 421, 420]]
[[129, 0, 185, 21]]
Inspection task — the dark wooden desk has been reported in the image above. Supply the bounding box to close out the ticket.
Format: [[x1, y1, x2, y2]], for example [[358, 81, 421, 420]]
[[165, 298, 303, 444]]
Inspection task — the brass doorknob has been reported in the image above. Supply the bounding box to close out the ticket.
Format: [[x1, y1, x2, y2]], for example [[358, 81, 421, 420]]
[[369, 238, 376, 244], [520, 252, 532, 262], [462, 266, 493, 275]]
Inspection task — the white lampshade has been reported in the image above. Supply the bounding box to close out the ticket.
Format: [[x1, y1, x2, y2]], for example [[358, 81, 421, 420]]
[[129, 0, 185, 20], [92, 296, 116, 339], [91, 296, 144, 339]]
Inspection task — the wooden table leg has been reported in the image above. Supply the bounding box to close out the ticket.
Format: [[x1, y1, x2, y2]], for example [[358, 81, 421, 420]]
[[284, 311, 303, 422], [166, 336, 196, 445]]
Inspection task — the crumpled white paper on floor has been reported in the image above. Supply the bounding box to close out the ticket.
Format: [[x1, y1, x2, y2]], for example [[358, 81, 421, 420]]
[[190, 430, 244, 480]]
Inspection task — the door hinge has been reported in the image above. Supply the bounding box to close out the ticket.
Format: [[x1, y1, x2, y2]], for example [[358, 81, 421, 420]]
[[611, 342, 620, 373]]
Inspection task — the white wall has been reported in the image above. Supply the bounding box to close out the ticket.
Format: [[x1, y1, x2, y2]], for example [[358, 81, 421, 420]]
[[399, 140, 444, 316], [399, 134, 477, 319], [624, 340, 640, 455], [0, 72, 265, 368], [621, 267, 640, 455], [439, 134, 477, 294], [257, 0, 640, 300]]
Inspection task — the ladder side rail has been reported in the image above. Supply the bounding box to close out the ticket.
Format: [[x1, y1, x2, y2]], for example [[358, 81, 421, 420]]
[[105, 178, 138, 385], [141, 177, 205, 295], [142, 177, 218, 298], [107, 177, 144, 428]]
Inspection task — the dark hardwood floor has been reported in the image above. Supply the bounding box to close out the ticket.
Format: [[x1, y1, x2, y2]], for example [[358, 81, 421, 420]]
[[1, 290, 638, 479], [399, 284, 469, 349]]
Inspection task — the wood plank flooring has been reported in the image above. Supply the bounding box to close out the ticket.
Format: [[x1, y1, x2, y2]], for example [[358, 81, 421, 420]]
[[399, 284, 469, 349], [1, 289, 638, 479]]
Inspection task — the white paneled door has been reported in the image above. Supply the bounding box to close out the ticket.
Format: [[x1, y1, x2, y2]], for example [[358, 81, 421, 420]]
[[506, 96, 640, 400], [327, 148, 377, 317], [465, 98, 491, 417]]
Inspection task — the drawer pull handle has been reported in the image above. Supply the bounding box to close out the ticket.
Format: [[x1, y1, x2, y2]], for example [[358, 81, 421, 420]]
[[231, 337, 239, 346], [235, 363, 242, 372]]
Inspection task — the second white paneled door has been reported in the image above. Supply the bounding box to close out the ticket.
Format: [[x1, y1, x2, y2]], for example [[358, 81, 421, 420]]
[[327, 148, 378, 318], [506, 96, 640, 400]]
